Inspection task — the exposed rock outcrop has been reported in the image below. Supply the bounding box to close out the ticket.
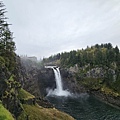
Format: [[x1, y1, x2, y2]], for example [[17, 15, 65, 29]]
[[60, 68, 86, 93], [37, 68, 56, 97]]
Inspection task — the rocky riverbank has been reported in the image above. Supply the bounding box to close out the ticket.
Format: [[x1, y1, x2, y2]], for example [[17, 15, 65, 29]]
[[89, 90, 120, 109], [64, 65, 120, 109]]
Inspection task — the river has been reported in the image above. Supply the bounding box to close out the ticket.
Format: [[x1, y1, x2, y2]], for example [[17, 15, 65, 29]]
[[46, 93, 120, 120]]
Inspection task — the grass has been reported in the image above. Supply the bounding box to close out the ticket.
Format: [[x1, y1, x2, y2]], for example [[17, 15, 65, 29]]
[[18, 88, 35, 100], [101, 85, 120, 97], [17, 89, 74, 120], [18, 104, 74, 120], [9, 75, 14, 81], [81, 77, 120, 97], [0, 101, 14, 120]]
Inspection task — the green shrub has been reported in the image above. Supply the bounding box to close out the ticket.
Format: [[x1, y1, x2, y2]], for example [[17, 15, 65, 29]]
[[0, 101, 14, 120], [18, 88, 35, 100]]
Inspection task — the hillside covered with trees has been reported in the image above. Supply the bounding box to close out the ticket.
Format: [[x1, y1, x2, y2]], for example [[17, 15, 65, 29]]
[[43, 43, 119, 68]]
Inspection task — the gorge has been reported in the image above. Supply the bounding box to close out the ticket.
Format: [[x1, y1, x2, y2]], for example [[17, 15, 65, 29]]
[[41, 65, 120, 120], [1, 1, 120, 119]]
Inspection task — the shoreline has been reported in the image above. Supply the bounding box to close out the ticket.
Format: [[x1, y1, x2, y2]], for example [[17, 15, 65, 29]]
[[89, 90, 120, 110]]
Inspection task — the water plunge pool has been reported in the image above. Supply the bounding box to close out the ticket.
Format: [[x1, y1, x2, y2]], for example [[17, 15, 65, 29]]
[[46, 94, 120, 120]]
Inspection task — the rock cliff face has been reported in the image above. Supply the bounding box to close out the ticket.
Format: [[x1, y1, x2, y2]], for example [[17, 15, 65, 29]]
[[19, 58, 56, 97], [36, 67, 86, 96], [20, 57, 87, 97], [19, 59, 42, 97], [60, 68, 86, 93], [37, 68, 56, 97]]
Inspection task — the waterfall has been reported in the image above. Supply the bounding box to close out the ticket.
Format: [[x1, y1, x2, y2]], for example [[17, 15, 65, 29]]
[[53, 68, 63, 93], [45, 66, 71, 97]]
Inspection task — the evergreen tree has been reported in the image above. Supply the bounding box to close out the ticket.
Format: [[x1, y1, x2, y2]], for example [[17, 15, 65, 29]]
[[0, 1, 15, 72], [0, 1, 16, 99]]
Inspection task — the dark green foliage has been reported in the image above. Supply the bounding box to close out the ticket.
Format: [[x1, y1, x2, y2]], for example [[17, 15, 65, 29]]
[[0, 0, 16, 85], [0, 1, 16, 73], [0, 1, 23, 118], [82, 77, 103, 90], [0, 101, 14, 120], [44, 43, 119, 68]]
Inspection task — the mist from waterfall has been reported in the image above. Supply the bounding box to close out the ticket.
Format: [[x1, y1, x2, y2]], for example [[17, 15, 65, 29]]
[[45, 66, 71, 97]]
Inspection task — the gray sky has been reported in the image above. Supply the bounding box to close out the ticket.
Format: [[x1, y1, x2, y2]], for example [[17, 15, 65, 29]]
[[4, 0, 120, 59]]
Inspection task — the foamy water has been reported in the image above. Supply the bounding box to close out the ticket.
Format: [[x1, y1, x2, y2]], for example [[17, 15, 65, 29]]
[[45, 66, 71, 97]]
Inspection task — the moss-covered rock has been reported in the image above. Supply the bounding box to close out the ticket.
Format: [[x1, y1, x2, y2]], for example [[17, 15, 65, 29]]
[[17, 89, 74, 120], [18, 104, 74, 120], [0, 101, 14, 120], [18, 88, 35, 101]]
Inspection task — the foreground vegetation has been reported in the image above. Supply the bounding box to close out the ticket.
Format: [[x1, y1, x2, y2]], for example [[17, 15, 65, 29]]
[[18, 88, 35, 100], [17, 89, 74, 120], [18, 104, 74, 120], [0, 101, 14, 120]]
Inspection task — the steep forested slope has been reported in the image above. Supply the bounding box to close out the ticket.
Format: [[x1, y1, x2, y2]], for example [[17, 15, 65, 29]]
[[0, 1, 20, 118], [0, 1, 75, 120]]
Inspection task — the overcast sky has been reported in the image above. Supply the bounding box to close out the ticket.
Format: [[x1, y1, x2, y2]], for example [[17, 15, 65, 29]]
[[4, 0, 120, 59]]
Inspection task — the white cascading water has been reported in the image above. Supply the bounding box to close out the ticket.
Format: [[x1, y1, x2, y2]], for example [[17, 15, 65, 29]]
[[45, 66, 71, 97], [53, 68, 63, 93]]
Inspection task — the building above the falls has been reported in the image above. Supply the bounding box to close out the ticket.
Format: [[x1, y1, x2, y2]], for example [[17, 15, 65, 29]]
[[20, 55, 37, 62]]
